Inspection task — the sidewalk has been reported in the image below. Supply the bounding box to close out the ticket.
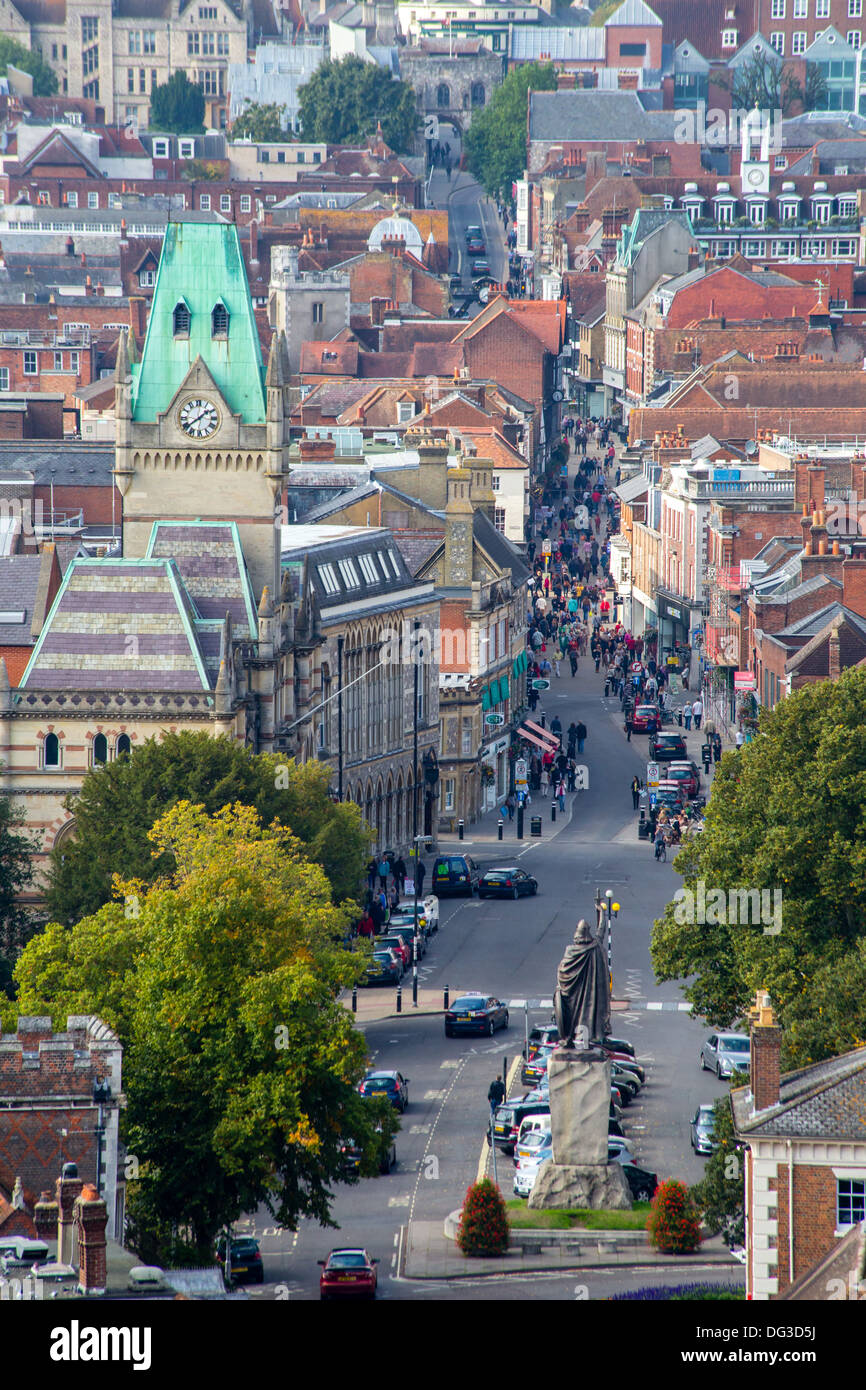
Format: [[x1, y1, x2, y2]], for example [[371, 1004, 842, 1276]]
[[403, 1217, 742, 1279]]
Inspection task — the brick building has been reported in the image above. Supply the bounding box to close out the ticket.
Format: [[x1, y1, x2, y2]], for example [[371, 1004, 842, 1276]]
[[733, 993, 866, 1300], [0, 1014, 123, 1241]]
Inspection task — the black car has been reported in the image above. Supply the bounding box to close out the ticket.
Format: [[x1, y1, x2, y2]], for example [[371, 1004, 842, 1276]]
[[622, 1162, 658, 1202], [478, 867, 538, 899], [445, 993, 509, 1037], [432, 854, 481, 897], [358, 1070, 410, 1111], [340, 1130, 397, 1176], [649, 731, 688, 761], [362, 949, 401, 986], [216, 1236, 264, 1285], [524, 1023, 559, 1060], [490, 1097, 550, 1153]]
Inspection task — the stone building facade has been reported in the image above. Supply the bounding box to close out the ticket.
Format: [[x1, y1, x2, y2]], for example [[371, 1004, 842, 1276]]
[[398, 40, 505, 133], [269, 245, 351, 378]]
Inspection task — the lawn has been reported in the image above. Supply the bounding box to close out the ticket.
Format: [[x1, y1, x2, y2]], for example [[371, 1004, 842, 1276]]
[[506, 1200, 651, 1231]]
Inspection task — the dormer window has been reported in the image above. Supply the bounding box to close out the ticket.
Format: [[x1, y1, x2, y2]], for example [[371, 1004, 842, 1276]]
[[211, 301, 228, 337], [173, 300, 190, 336]]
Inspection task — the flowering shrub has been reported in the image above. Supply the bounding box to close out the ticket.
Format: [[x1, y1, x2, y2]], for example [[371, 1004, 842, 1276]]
[[610, 1283, 743, 1301], [457, 1178, 509, 1257], [646, 1179, 702, 1254]]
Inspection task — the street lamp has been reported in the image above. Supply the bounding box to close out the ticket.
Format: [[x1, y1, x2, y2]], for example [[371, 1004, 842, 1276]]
[[411, 832, 432, 1007], [92, 1077, 111, 1197], [595, 887, 620, 996]]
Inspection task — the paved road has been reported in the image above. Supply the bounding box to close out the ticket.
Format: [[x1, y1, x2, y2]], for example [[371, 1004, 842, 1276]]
[[428, 136, 508, 302], [239, 652, 737, 1301]]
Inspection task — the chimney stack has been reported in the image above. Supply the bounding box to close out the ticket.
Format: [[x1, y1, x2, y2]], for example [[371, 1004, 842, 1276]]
[[828, 620, 842, 679], [74, 1183, 108, 1295], [56, 1166, 84, 1268], [749, 991, 782, 1112]]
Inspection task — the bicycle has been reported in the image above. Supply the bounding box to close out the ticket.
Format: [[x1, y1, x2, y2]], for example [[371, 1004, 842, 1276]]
[[654, 835, 668, 863]]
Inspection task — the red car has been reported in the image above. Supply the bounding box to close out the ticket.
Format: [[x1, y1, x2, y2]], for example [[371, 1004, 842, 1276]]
[[629, 703, 661, 734], [319, 1248, 379, 1300], [666, 760, 702, 798]]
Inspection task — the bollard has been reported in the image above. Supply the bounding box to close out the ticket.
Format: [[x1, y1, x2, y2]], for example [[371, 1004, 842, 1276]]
[[412, 972, 418, 1007], [516, 804, 524, 840], [551, 801, 556, 822], [444, 985, 450, 1011], [352, 984, 357, 1014], [396, 984, 402, 1013], [458, 818, 464, 841], [498, 818, 504, 841]]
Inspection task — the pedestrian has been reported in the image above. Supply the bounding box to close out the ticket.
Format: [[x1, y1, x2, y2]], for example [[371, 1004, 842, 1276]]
[[575, 720, 587, 754], [394, 855, 407, 895], [488, 1076, 506, 1114], [683, 703, 692, 731], [735, 729, 745, 749], [631, 775, 641, 810], [540, 765, 550, 797], [416, 859, 426, 896], [556, 779, 566, 812], [713, 732, 722, 763], [377, 855, 390, 891], [569, 651, 579, 677], [505, 791, 516, 821], [692, 697, 703, 730], [366, 857, 377, 892]]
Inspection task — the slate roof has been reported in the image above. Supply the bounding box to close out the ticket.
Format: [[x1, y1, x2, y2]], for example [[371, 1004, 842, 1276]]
[[0, 445, 115, 487], [146, 521, 258, 638], [529, 91, 681, 144], [392, 530, 444, 576], [281, 525, 420, 611], [774, 600, 866, 641], [0, 555, 42, 645], [18, 559, 214, 694], [473, 510, 531, 585], [732, 1045, 866, 1140]]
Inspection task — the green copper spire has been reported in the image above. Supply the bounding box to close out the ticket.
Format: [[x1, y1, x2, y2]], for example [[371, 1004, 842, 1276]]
[[131, 221, 266, 423]]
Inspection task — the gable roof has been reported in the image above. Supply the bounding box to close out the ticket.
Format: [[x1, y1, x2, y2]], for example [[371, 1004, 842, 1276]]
[[605, 0, 662, 24], [131, 221, 266, 424], [733, 1045, 866, 1140]]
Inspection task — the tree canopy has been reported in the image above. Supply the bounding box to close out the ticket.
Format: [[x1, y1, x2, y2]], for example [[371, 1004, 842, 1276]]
[[463, 63, 557, 199], [720, 50, 827, 115], [297, 57, 417, 153], [0, 36, 58, 96], [45, 732, 369, 926], [231, 102, 288, 143], [0, 779, 38, 999], [15, 802, 391, 1264], [651, 667, 866, 1065], [149, 71, 205, 135]]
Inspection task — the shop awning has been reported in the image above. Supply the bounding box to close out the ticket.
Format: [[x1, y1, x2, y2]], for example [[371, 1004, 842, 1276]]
[[481, 687, 491, 711], [489, 678, 501, 706], [500, 674, 510, 699]]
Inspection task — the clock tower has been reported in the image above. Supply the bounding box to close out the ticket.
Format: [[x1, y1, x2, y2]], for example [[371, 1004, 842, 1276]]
[[114, 220, 289, 601]]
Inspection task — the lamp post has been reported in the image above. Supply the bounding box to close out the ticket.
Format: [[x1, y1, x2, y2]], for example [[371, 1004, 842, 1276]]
[[411, 831, 431, 1007], [92, 1077, 111, 1197], [337, 633, 344, 801], [595, 886, 620, 996]]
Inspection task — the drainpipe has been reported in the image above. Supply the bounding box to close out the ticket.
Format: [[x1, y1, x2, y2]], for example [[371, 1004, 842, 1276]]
[[787, 1140, 794, 1287]]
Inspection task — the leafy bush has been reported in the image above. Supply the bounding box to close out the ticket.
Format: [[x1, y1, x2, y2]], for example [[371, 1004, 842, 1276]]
[[646, 1178, 702, 1254], [457, 1179, 509, 1257], [611, 1283, 744, 1301]]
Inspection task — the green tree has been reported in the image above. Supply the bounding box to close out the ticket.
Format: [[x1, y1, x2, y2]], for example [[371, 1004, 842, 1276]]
[[16, 801, 392, 1264], [463, 62, 557, 199], [149, 71, 205, 135], [0, 35, 58, 96], [0, 780, 38, 999], [690, 1096, 746, 1246], [297, 56, 418, 153], [651, 668, 866, 1065], [231, 102, 287, 142], [45, 731, 368, 925]]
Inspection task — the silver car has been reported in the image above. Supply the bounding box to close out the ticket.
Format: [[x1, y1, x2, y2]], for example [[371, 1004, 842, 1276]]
[[700, 1032, 751, 1079], [690, 1104, 717, 1155]]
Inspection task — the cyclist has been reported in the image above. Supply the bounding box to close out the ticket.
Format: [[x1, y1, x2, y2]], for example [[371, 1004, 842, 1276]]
[[654, 824, 669, 861]]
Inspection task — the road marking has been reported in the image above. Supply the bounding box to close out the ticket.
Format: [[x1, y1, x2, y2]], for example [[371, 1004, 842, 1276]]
[[409, 1124, 431, 1134], [440, 1059, 460, 1069], [387, 1195, 410, 1207], [393, 1231, 399, 1247], [646, 1002, 664, 1010], [423, 1089, 446, 1101]]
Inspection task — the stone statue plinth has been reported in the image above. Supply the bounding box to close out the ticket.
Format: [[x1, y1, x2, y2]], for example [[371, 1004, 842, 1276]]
[[528, 1159, 632, 1211], [548, 1050, 611, 1166]]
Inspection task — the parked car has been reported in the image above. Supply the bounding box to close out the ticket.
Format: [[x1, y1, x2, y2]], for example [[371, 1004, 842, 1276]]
[[665, 760, 702, 798], [215, 1236, 264, 1285], [629, 703, 661, 734], [690, 1104, 718, 1155], [521, 1044, 555, 1087], [611, 1063, 640, 1102], [513, 1132, 554, 1196], [432, 854, 480, 897], [490, 1098, 550, 1153], [319, 1248, 378, 1301], [621, 1163, 658, 1202], [654, 780, 687, 814], [396, 894, 440, 932], [700, 1032, 751, 1078], [479, 867, 538, 899], [358, 1069, 409, 1111], [649, 730, 688, 762], [445, 993, 509, 1037], [607, 1134, 634, 1161], [598, 1046, 645, 1085], [376, 931, 412, 969], [362, 949, 401, 986], [596, 1036, 637, 1059], [513, 1128, 553, 1167], [385, 914, 428, 953], [525, 1023, 559, 1059]]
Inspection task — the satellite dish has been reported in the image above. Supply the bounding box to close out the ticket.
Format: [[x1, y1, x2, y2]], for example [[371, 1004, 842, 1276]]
[[745, 440, 758, 455]]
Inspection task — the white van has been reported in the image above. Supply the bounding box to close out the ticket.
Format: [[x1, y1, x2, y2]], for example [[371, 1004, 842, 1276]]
[[516, 1113, 550, 1146]]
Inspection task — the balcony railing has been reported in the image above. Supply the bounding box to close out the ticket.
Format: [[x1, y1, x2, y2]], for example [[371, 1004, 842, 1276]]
[[0, 328, 91, 347]]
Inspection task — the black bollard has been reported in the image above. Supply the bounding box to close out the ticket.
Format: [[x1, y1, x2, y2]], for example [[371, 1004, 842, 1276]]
[[396, 984, 402, 1013], [458, 818, 464, 841], [444, 985, 450, 1010], [498, 818, 504, 840], [516, 804, 524, 840], [412, 972, 418, 1007], [352, 985, 357, 1014], [551, 801, 556, 822]]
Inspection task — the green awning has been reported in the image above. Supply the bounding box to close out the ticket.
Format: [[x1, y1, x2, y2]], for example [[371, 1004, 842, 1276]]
[[519, 650, 528, 672], [481, 688, 491, 711], [489, 679, 501, 706], [500, 674, 510, 699]]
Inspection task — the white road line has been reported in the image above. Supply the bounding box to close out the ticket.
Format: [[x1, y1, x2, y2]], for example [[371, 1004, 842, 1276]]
[[440, 1059, 460, 1069], [387, 1196, 410, 1207], [646, 1002, 664, 1010], [408, 1054, 471, 1227], [409, 1124, 431, 1134], [393, 1231, 399, 1247], [423, 1089, 446, 1100]]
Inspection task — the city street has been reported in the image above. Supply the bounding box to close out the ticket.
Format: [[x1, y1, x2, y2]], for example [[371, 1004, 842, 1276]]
[[242, 656, 741, 1301], [427, 129, 509, 293]]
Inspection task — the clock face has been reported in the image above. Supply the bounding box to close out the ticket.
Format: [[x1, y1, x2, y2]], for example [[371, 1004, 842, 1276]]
[[179, 397, 219, 438]]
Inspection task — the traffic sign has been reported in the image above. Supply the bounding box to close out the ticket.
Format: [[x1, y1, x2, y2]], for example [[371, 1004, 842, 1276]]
[[541, 539, 552, 556], [646, 761, 660, 788], [515, 757, 528, 789], [485, 713, 505, 726], [532, 678, 551, 691]]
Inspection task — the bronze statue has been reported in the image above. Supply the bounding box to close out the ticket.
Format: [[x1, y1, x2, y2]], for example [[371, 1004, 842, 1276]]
[[554, 919, 611, 1048]]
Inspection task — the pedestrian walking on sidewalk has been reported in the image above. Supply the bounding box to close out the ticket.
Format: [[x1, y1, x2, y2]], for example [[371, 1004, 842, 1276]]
[[683, 704, 692, 731], [556, 779, 566, 812], [488, 1077, 506, 1114], [692, 697, 703, 730], [713, 732, 722, 763], [576, 720, 587, 754], [631, 775, 641, 810]]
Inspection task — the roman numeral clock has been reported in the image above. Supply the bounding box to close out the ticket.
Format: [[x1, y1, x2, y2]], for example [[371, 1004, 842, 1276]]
[[179, 397, 220, 438]]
